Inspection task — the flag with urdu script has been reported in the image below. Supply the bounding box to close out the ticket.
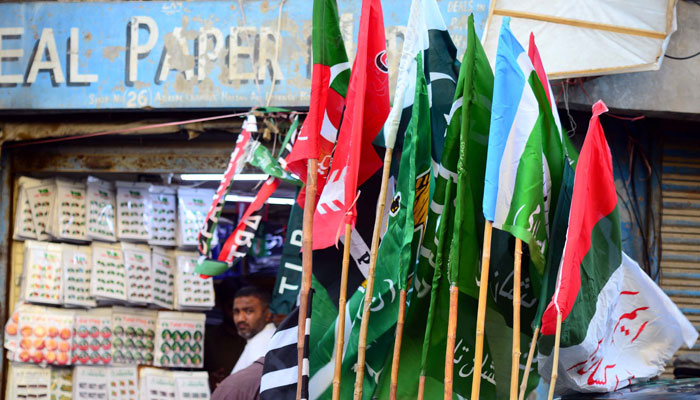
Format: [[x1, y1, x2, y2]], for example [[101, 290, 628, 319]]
[[482, 17, 568, 277], [538, 101, 698, 394], [312, 0, 389, 250], [379, 15, 498, 399], [285, 0, 350, 203], [341, 51, 431, 399]]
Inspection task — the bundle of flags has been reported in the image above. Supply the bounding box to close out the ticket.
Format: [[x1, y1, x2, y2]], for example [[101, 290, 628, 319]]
[[193, 0, 697, 398]]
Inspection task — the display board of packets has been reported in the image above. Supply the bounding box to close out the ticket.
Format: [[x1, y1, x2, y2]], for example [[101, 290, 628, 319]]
[[175, 253, 215, 310], [14, 308, 74, 366], [91, 243, 127, 302], [22, 241, 63, 305], [26, 180, 56, 241], [154, 312, 205, 369], [53, 180, 88, 242], [177, 188, 215, 248], [111, 307, 157, 366], [151, 248, 175, 309], [72, 309, 113, 366], [62, 244, 96, 308], [13, 177, 40, 240], [9, 364, 52, 400], [51, 366, 73, 400], [116, 182, 151, 242], [86, 177, 117, 242], [149, 188, 177, 247], [122, 244, 153, 305]]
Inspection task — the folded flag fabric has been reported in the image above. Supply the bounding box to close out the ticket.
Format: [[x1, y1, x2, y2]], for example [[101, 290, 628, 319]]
[[538, 100, 698, 393]]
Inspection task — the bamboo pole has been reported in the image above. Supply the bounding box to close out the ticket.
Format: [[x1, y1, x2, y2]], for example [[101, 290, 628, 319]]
[[389, 288, 407, 400], [417, 377, 426, 400], [518, 325, 540, 400], [444, 285, 460, 400], [471, 221, 493, 400], [332, 223, 354, 400], [547, 313, 563, 400], [296, 158, 318, 400], [353, 148, 394, 400], [510, 239, 522, 400]]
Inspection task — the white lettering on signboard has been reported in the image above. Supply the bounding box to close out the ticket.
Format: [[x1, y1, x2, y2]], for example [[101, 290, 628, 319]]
[[26, 28, 65, 84], [69, 28, 98, 83], [0, 27, 24, 84], [127, 16, 159, 84], [197, 27, 224, 81], [228, 27, 257, 81]]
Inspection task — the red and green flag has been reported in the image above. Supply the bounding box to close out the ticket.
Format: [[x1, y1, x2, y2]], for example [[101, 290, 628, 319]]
[[538, 100, 697, 393], [312, 0, 389, 250], [286, 0, 350, 204]]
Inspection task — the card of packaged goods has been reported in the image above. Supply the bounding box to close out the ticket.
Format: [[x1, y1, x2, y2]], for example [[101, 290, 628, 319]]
[[62, 244, 97, 308], [139, 368, 210, 400], [21, 241, 63, 305], [176, 187, 215, 248], [86, 177, 117, 243], [122, 243, 154, 305], [26, 179, 56, 241], [13, 177, 41, 240], [174, 252, 215, 310], [154, 312, 205, 369], [148, 186, 177, 247], [51, 179, 88, 242]]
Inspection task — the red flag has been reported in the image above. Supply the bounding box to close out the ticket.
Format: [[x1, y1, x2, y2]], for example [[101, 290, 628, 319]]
[[312, 0, 389, 250], [541, 100, 615, 334], [528, 33, 563, 131]]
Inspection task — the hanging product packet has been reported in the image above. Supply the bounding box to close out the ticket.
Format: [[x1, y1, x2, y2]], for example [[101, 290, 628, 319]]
[[111, 307, 157, 366], [139, 367, 176, 400], [174, 371, 211, 400], [62, 244, 96, 308], [21, 240, 63, 305], [4, 302, 42, 359], [51, 179, 88, 242], [154, 312, 205, 369], [26, 178, 57, 241], [50, 366, 73, 400], [109, 366, 139, 400], [9, 364, 52, 400], [116, 181, 152, 242], [72, 308, 113, 366], [15, 306, 74, 366], [149, 185, 177, 247], [177, 187, 215, 248], [122, 243, 154, 305], [90, 243, 127, 302], [86, 177, 117, 242], [151, 247, 175, 309], [13, 176, 41, 240], [72, 365, 110, 400], [174, 252, 215, 310]]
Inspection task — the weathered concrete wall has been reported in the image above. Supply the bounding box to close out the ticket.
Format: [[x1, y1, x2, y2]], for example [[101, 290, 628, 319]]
[[563, 1, 700, 117]]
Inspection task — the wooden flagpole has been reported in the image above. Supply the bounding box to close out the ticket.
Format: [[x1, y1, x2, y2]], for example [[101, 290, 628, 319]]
[[471, 221, 493, 399], [389, 288, 407, 400], [332, 223, 354, 400], [296, 158, 318, 400], [353, 148, 394, 400], [518, 325, 540, 400], [510, 239, 523, 400], [547, 313, 562, 400], [444, 285, 460, 400]]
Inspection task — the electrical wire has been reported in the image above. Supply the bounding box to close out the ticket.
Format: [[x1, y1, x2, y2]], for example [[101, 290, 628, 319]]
[[664, 50, 700, 60]]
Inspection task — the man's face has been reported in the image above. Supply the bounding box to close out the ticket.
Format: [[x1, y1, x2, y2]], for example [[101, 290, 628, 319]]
[[233, 296, 271, 339]]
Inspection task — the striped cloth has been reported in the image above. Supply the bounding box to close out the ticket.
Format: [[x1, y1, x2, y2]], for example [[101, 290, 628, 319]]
[[260, 290, 312, 400]]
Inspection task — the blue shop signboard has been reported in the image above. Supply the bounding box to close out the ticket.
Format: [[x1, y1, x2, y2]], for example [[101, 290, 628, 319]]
[[0, 1, 489, 110]]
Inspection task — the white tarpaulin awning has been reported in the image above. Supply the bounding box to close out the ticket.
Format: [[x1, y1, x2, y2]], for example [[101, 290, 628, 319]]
[[482, 0, 677, 78]]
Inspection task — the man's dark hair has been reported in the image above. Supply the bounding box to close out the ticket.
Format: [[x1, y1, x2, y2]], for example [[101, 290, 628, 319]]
[[234, 286, 271, 308]]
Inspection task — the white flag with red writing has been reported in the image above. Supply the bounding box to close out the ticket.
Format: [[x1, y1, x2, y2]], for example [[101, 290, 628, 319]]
[[538, 101, 697, 394], [312, 0, 389, 250]]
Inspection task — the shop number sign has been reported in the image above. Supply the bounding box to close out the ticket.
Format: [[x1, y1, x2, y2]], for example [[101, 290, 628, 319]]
[[0, 1, 489, 110]]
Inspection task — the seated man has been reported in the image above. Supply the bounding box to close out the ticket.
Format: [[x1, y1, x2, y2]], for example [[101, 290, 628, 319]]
[[229, 286, 277, 374], [212, 286, 276, 400]]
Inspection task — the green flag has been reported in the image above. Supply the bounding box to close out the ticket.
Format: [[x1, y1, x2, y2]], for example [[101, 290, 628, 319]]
[[379, 15, 499, 399]]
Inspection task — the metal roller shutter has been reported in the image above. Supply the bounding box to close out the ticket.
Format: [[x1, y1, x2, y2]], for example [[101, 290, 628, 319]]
[[660, 138, 700, 377]]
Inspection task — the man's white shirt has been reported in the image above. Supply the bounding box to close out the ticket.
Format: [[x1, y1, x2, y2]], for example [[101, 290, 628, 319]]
[[230, 322, 276, 374]]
